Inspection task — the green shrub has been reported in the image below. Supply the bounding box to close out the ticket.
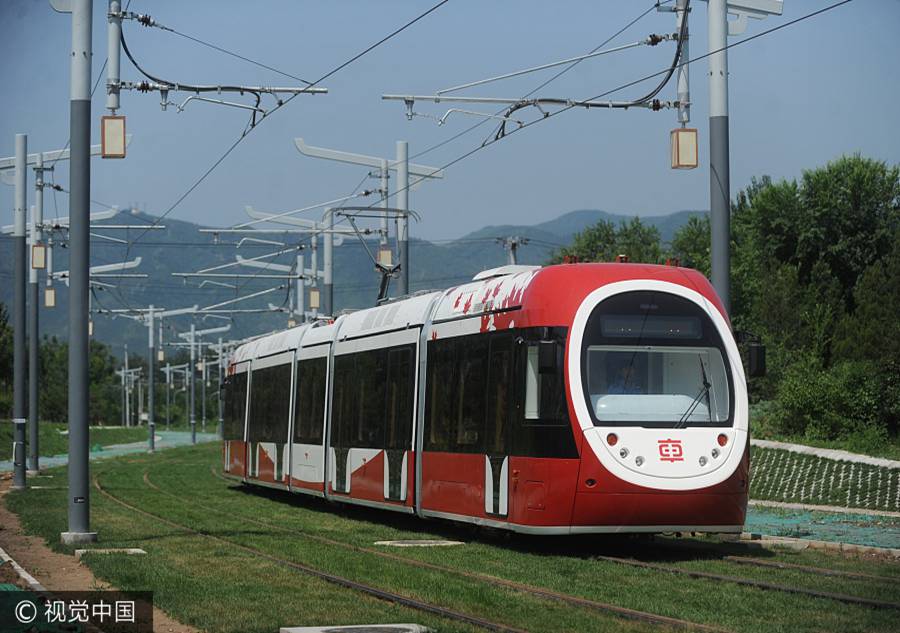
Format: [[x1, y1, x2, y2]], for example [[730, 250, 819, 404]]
[[771, 357, 888, 445]]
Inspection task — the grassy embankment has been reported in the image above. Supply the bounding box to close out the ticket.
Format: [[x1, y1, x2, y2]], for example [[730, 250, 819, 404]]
[[0, 421, 155, 461], [6, 442, 899, 633], [750, 447, 900, 512]]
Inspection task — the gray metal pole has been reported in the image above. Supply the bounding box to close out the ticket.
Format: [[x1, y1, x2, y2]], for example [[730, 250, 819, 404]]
[[324, 208, 333, 316], [216, 337, 224, 439], [708, 0, 730, 313], [28, 157, 44, 473], [296, 253, 305, 321], [310, 235, 319, 319], [120, 362, 126, 426], [397, 141, 409, 296], [379, 159, 389, 247], [106, 0, 121, 113], [27, 225, 40, 474], [165, 362, 171, 429], [509, 240, 518, 265], [189, 323, 196, 444], [201, 341, 206, 432], [147, 306, 155, 452], [12, 134, 27, 490], [123, 344, 129, 426], [63, 0, 97, 544], [676, 0, 690, 126]]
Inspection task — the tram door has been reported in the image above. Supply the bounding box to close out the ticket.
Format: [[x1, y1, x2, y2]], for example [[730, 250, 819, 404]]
[[223, 363, 250, 478]]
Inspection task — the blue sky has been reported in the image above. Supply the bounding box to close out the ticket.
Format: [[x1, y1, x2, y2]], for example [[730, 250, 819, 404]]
[[2, 0, 898, 241]]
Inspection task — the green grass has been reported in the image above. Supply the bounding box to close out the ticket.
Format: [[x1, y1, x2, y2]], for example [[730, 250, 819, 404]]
[[760, 436, 900, 462], [6, 443, 900, 633], [749, 401, 900, 461], [0, 421, 155, 461], [750, 447, 900, 512]]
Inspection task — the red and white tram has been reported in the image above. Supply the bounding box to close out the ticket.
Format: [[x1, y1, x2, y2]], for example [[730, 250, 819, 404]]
[[222, 262, 750, 534]]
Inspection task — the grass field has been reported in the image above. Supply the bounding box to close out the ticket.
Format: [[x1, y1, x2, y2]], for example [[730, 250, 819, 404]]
[[0, 421, 152, 461], [6, 442, 899, 633]]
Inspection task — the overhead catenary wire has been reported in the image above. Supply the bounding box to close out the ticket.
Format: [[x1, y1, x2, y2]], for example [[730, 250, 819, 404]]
[[409, 0, 670, 161], [488, 0, 690, 140], [380, 0, 855, 217], [110, 0, 452, 313], [157, 25, 313, 86], [101, 0, 851, 325]]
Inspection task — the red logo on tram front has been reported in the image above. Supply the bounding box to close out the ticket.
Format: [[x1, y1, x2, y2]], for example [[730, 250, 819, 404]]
[[658, 439, 684, 462]]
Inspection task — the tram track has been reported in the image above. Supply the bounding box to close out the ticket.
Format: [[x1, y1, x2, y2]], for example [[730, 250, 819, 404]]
[[592, 555, 900, 611], [202, 467, 900, 608], [718, 555, 900, 583], [140, 467, 731, 633], [646, 538, 900, 584], [93, 473, 527, 633], [202, 470, 900, 612]]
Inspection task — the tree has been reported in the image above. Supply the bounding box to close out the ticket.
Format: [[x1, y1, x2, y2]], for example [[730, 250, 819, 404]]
[[0, 303, 12, 417], [615, 217, 662, 264], [551, 220, 617, 263], [798, 155, 899, 306], [37, 336, 124, 425], [833, 229, 900, 368], [551, 217, 662, 264], [39, 336, 68, 423], [669, 215, 710, 276], [734, 156, 900, 311]]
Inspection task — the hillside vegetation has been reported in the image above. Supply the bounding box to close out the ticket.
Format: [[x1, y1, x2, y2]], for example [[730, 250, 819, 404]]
[[557, 155, 899, 452]]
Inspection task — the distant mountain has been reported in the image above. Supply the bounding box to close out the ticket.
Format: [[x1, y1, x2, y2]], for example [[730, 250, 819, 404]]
[[0, 207, 705, 355], [460, 209, 705, 246]]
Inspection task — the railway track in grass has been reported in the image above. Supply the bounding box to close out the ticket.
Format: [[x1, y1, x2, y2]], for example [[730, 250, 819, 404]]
[[200, 469, 900, 612], [648, 538, 900, 584], [93, 473, 526, 633], [592, 556, 900, 610], [719, 554, 900, 583], [199, 469, 900, 611], [135, 468, 731, 633]]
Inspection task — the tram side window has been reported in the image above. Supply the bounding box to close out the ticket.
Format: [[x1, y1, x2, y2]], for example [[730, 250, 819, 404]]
[[248, 363, 292, 443], [457, 336, 488, 450], [425, 334, 493, 454], [332, 355, 356, 450], [512, 328, 577, 458], [357, 350, 386, 449], [223, 373, 247, 441], [386, 346, 414, 450], [294, 357, 326, 445], [521, 331, 568, 427], [332, 345, 417, 451], [484, 334, 512, 456], [424, 328, 575, 458], [425, 338, 457, 451]]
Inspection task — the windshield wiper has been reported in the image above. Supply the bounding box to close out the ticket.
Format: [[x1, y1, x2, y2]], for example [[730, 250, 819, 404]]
[[676, 355, 712, 428]]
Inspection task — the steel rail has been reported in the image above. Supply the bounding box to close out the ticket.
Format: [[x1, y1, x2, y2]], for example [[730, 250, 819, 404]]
[[646, 537, 900, 584], [146, 466, 733, 633], [720, 555, 900, 584], [202, 469, 900, 612], [593, 555, 900, 610], [94, 473, 526, 633]]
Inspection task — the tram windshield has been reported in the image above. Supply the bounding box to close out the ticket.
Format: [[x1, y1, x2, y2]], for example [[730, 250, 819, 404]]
[[580, 291, 733, 428]]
